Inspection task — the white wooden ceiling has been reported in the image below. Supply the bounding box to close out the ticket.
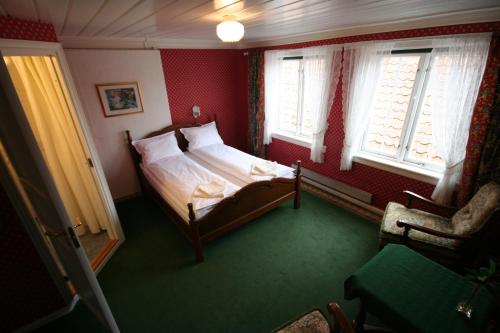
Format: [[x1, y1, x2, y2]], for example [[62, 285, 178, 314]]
[[1, 0, 499, 48]]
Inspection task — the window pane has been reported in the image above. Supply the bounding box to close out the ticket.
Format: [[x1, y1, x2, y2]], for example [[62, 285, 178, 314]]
[[278, 59, 300, 134], [406, 56, 447, 166], [364, 55, 421, 157], [301, 58, 326, 138], [301, 87, 313, 136]]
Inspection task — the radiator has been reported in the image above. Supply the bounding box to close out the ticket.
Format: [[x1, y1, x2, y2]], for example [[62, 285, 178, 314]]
[[292, 164, 372, 204]]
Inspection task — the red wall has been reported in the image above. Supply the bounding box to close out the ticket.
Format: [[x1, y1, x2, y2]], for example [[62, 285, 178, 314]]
[[0, 16, 57, 42], [259, 21, 500, 211], [160, 49, 247, 151]]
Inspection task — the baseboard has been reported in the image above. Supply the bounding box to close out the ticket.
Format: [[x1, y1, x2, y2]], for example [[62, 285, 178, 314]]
[[92, 239, 122, 274], [293, 163, 373, 204], [113, 192, 142, 203], [13, 295, 79, 333], [302, 181, 383, 224]]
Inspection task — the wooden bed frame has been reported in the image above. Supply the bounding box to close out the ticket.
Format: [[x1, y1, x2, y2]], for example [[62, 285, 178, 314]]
[[125, 119, 301, 262]]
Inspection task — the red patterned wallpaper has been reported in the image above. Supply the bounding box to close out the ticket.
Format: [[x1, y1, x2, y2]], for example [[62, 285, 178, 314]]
[[160, 49, 247, 151], [260, 21, 500, 211], [0, 15, 57, 42]]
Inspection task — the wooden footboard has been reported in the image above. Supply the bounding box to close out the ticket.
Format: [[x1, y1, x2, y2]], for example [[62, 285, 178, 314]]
[[188, 162, 301, 262]]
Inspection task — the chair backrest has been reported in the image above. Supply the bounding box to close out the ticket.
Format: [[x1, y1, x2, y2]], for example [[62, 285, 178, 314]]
[[451, 182, 500, 235], [328, 303, 355, 333]]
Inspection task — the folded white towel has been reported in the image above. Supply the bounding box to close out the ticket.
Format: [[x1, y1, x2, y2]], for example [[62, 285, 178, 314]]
[[193, 181, 226, 198], [250, 161, 278, 177]]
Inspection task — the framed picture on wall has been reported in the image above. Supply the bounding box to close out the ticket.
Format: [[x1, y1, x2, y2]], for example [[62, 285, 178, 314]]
[[96, 82, 144, 117]]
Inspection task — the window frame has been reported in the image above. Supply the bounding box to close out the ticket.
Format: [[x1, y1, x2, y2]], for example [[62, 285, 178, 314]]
[[358, 48, 445, 174], [274, 55, 313, 144]]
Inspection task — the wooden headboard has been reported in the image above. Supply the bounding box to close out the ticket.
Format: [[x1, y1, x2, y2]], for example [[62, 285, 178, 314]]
[[125, 115, 217, 165]]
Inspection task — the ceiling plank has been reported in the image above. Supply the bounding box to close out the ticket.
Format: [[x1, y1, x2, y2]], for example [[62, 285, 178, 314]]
[[140, 0, 369, 40], [36, 0, 70, 34], [93, 0, 180, 37], [124, 0, 268, 38], [0, 2, 7, 16], [111, 0, 216, 37], [0, 0, 38, 20], [77, 0, 143, 36], [62, 0, 106, 36], [151, 3, 500, 43]]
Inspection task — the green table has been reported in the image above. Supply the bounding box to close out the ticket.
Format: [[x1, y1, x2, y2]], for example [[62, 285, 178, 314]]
[[344, 244, 496, 333]]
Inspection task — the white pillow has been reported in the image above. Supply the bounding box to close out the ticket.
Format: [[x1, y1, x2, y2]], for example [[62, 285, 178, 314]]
[[132, 131, 182, 165], [180, 121, 223, 151]]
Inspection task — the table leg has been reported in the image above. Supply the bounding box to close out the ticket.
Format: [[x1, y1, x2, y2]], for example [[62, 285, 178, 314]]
[[354, 301, 366, 333]]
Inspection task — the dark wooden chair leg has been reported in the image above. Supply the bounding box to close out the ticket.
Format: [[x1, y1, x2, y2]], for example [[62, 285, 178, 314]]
[[294, 160, 301, 209]]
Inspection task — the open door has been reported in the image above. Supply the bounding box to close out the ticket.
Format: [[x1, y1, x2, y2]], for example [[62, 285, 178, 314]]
[[0, 52, 119, 331]]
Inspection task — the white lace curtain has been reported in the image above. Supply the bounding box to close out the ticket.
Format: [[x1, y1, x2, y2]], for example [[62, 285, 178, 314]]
[[264, 45, 342, 163], [303, 46, 342, 162], [263, 49, 283, 145], [428, 35, 490, 205], [340, 41, 394, 170]]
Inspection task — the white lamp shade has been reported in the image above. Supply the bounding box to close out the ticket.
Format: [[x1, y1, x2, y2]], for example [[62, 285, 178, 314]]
[[216, 20, 244, 42]]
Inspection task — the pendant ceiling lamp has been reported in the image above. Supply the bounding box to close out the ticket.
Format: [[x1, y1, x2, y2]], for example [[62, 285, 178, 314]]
[[216, 15, 244, 42]]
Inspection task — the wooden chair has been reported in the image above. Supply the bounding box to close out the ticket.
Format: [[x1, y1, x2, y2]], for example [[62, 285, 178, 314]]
[[379, 182, 500, 267], [328, 303, 355, 333], [273, 303, 393, 333]]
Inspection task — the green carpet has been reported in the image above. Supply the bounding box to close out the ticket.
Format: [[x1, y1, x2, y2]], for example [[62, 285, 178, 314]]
[[37, 191, 379, 333]]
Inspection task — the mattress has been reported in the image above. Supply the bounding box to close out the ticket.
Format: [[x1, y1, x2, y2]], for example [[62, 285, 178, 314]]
[[141, 154, 239, 222], [189, 144, 295, 185]]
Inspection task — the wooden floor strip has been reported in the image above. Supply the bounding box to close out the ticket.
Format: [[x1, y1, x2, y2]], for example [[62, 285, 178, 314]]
[[91, 239, 120, 271]]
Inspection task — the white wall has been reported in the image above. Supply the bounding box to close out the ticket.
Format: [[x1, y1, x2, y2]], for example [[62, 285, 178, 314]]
[[65, 49, 172, 199]]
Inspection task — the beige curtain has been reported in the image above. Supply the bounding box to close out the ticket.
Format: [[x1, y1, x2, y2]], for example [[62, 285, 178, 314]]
[[4, 55, 108, 235]]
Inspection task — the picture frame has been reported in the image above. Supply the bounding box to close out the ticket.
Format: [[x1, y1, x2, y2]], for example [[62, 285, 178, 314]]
[[96, 81, 144, 117]]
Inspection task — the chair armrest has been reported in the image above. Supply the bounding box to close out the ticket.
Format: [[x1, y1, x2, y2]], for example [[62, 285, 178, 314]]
[[396, 219, 471, 240], [403, 191, 458, 212]]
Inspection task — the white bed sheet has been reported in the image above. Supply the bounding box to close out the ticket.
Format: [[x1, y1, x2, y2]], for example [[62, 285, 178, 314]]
[[189, 144, 295, 185], [141, 154, 240, 221], [185, 152, 247, 187]]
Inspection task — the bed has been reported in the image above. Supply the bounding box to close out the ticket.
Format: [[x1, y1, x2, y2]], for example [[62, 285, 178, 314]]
[[126, 120, 301, 262]]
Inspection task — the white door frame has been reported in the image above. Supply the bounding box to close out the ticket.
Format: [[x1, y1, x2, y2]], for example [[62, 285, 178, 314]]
[[0, 38, 124, 242]]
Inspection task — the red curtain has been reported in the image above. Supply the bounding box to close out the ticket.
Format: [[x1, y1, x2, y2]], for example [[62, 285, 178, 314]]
[[247, 49, 266, 157]]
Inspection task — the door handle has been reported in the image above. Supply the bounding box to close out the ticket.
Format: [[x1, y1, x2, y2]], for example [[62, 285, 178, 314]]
[[44, 222, 82, 237]]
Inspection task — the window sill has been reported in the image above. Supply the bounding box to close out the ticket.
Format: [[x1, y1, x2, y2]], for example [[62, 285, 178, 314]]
[[353, 153, 441, 185], [271, 132, 327, 153], [272, 132, 311, 148]]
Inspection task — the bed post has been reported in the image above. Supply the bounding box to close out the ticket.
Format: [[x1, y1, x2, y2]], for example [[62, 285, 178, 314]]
[[188, 203, 204, 263], [126, 130, 144, 193], [294, 160, 301, 209]]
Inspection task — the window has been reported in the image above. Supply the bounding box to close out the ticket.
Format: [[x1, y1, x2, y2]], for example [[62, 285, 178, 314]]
[[359, 49, 445, 172], [274, 56, 316, 144], [265, 46, 342, 163]]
